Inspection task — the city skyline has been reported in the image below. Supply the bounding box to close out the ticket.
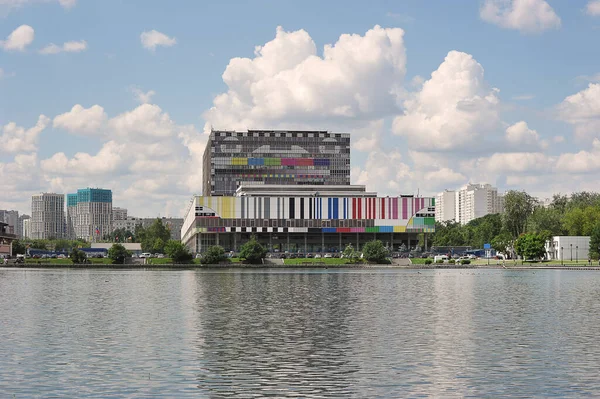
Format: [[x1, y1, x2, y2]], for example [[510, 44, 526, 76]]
[[2, 1, 600, 217]]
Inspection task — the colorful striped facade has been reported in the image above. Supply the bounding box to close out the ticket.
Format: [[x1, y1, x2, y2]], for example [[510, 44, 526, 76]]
[[182, 195, 436, 253]]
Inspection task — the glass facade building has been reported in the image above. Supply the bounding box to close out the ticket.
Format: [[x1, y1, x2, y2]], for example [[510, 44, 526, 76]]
[[66, 188, 113, 241], [202, 130, 351, 196]]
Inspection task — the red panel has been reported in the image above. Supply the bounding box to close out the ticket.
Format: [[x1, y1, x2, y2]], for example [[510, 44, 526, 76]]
[[358, 198, 362, 219], [381, 198, 385, 219]]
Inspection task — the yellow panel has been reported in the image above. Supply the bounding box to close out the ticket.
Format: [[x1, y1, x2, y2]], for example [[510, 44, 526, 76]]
[[394, 226, 406, 233]]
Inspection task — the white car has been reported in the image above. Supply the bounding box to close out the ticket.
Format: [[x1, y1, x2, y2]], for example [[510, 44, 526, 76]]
[[140, 253, 152, 259], [324, 253, 332, 258], [314, 254, 321, 258]]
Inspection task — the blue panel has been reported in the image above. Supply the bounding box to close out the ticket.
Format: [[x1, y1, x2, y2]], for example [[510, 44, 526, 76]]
[[333, 198, 339, 219], [328, 198, 332, 219], [323, 228, 336, 233]]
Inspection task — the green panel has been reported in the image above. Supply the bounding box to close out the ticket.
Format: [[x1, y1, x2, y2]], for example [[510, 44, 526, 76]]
[[264, 158, 281, 166], [425, 217, 436, 226], [432, 198, 435, 206], [365, 227, 379, 233]]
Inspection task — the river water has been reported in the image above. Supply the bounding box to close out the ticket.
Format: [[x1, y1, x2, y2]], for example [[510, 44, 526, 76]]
[[1, 268, 599, 398]]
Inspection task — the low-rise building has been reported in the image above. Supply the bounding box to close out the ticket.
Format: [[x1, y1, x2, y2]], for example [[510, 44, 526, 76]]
[[545, 236, 590, 262], [182, 185, 435, 254]]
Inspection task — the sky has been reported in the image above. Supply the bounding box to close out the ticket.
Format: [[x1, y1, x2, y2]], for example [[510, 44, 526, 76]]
[[1, 0, 600, 217]]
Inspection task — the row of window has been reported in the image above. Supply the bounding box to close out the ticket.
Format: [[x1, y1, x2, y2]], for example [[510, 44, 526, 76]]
[[196, 218, 382, 228]]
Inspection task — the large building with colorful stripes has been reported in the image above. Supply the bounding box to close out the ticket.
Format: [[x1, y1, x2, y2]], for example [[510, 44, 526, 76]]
[[182, 184, 436, 254], [202, 129, 350, 196]]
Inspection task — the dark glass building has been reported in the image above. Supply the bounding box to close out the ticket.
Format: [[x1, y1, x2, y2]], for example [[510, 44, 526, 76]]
[[202, 130, 351, 196]]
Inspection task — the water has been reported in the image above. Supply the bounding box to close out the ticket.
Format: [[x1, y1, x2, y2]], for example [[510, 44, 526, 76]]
[[1, 268, 600, 398]]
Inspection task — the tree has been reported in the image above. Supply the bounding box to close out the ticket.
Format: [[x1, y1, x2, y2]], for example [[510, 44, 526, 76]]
[[138, 219, 171, 253], [107, 228, 135, 243], [589, 223, 600, 260], [431, 221, 467, 246], [29, 239, 49, 250], [200, 245, 227, 264], [108, 243, 129, 264], [563, 206, 600, 236], [53, 239, 74, 252], [342, 244, 359, 263], [70, 248, 87, 264], [239, 235, 267, 264], [528, 206, 566, 236], [503, 190, 535, 238], [11, 239, 27, 255], [491, 231, 513, 257], [164, 240, 193, 264], [514, 233, 547, 261], [362, 240, 390, 264]]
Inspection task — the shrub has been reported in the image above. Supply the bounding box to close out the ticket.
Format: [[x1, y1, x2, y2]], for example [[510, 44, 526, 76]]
[[424, 259, 432, 265], [108, 243, 129, 264], [449, 259, 456, 264], [362, 240, 389, 264], [164, 240, 193, 264], [201, 245, 227, 264], [436, 259, 444, 264], [239, 235, 267, 264], [70, 249, 87, 264], [461, 259, 471, 265]]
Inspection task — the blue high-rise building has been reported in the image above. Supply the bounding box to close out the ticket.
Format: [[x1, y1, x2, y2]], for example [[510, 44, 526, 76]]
[[66, 188, 113, 241]]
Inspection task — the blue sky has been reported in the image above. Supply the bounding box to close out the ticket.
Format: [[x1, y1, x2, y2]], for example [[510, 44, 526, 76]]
[[1, 0, 600, 217]]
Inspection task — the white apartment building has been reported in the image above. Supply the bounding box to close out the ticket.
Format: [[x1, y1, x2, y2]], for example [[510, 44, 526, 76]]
[[435, 190, 456, 223], [435, 183, 504, 225], [112, 207, 128, 223], [22, 218, 31, 239], [31, 193, 65, 239]]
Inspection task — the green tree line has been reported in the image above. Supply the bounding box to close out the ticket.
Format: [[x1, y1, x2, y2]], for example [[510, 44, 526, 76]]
[[432, 191, 600, 259]]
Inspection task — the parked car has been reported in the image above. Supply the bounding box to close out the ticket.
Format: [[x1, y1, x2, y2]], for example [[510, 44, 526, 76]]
[[314, 254, 321, 259], [324, 253, 332, 258], [157, 254, 165, 258], [140, 253, 152, 259]]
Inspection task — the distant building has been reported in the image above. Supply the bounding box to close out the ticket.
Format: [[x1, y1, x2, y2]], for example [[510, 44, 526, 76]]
[[435, 183, 503, 225], [67, 188, 113, 241], [112, 207, 128, 223], [202, 129, 351, 196], [31, 193, 65, 239], [0, 210, 19, 235], [17, 214, 30, 238], [22, 218, 31, 239], [545, 236, 590, 262], [435, 190, 456, 223]]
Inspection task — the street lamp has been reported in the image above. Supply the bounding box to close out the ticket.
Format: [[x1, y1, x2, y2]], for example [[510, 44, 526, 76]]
[[570, 244, 573, 262]]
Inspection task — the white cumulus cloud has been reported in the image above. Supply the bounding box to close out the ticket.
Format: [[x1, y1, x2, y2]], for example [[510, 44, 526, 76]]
[[131, 87, 156, 104], [480, 0, 561, 33], [41, 141, 126, 176], [392, 51, 501, 151], [204, 25, 406, 130], [140, 30, 176, 51], [40, 40, 87, 55], [558, 83, 600, 139], [505, 121, 547, 149], [587, 0, 600, 16], [1, 25, 35, 52], [53, 104, 108, 135], [1, 115, 49, 153]]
